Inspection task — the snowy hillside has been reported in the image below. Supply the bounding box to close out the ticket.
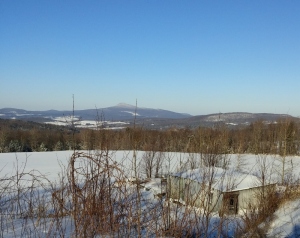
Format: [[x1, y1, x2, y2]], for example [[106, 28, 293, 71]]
[[1, 151, 300, 237]]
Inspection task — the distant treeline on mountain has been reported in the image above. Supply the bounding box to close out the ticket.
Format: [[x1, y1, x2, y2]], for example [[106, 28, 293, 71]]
[[0, 117, 299, 155], [1, 105, 299, 129]]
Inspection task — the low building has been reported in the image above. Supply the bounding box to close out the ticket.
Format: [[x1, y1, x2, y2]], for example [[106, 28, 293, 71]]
[[168, 167, 276, 215]]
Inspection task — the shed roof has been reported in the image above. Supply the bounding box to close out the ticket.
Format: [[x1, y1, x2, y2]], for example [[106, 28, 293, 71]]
[[172, 167, 264, 192]]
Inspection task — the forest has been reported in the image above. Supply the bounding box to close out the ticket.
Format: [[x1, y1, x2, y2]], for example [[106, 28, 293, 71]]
[[0, 118, 299, 156]]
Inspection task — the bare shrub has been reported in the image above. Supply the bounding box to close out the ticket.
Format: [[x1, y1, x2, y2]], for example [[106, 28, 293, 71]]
[[140, 151, 165, 178], [67, 150, 128, 237]]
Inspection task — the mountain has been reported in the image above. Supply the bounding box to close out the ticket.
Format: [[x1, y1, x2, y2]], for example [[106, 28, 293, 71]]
[[0, 103, 191, 122], [133, 112, 299, 129], [105, 103, 191, 119], [0, 106, 299, 129]]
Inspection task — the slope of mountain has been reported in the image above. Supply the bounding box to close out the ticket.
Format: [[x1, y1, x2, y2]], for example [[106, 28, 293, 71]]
[[0, 106, 299, 129], [0, 103, 191, 122], [134, 112, 299, 129]]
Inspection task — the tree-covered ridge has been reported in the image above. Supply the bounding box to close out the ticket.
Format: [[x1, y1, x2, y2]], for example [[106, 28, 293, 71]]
[[0, 118, 299, 155]]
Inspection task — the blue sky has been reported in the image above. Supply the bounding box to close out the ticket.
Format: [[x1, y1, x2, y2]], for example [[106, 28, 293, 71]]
[[0, 1, 299, 116]]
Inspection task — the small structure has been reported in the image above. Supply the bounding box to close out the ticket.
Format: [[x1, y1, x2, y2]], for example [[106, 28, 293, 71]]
[[168, 167, 276, 215]]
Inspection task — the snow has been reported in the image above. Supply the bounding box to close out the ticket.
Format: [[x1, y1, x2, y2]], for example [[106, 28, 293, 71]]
[[51, 116, 80, 122], [204, 113, 255, 122], [0, 151, 74, 182], [15, 114, 34, 116], [45, 119, 129, 129], [226, 122, 238, 126], [173, 167, 261, 192], [266, 199, 300, 237], [122, 111, 140, 116], [143, 178, 164, 195], [1, 152, 300, 185], [1, 151, 300, 237]]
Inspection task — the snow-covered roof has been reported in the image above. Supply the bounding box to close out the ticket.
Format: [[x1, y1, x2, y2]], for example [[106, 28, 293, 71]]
[[172, 167, 264, 192]]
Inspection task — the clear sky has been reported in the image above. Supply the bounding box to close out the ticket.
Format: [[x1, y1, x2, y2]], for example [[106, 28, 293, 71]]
[[0, 1, 299, 116]]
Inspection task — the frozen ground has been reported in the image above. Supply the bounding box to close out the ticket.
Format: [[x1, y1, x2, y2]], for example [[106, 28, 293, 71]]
[[1, 151, 300, 237], [266, 199, 300, 237]]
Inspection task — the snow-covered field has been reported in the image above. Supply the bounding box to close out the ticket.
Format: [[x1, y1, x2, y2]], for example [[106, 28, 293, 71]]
[[1, 151, 300, 237], [44, 116, 129, 129]]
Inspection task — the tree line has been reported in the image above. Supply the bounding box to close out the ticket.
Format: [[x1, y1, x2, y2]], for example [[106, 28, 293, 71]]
[[0, 118, 299, 155]]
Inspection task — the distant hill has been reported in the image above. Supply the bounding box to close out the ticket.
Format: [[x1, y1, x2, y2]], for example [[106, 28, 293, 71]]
[[133, 112, 299, 129], [0, 105, 299, 130], [0, 103, 191, 122]]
